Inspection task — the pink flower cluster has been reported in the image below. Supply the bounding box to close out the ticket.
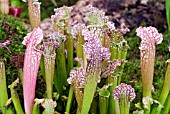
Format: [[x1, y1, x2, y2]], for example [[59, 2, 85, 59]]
[[113, 83, 136, 102], [87, 5, 108, 24], [67, 68, 86, 88], [51, 6, 72, 24], [71, 23, 87, 38], [102, 60, 122, 78], [136, 26, 163, 50], [83, 33, 110, 60], [83, 33, 110, 76]]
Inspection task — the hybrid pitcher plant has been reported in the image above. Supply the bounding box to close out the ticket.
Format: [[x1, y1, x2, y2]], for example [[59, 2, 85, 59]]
[[66, 5, 130, 114]]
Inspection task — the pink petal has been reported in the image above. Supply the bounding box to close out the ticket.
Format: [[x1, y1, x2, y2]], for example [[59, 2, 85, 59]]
[[136, 26, 163, 50], [23, 27, 43, 114]]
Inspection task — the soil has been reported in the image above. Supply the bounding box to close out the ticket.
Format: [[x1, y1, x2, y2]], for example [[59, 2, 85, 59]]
[[71, 0, 167, 31]]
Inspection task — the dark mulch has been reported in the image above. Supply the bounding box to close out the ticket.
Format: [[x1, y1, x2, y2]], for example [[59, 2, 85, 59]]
[[71, 0, 167, 31]]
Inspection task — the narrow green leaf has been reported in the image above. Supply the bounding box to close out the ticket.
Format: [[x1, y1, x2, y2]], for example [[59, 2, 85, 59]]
[[166, 0, 170, 31], [54, 43, 67, 95], [81, 76, 97, 114], [0, 58, 8, 114]]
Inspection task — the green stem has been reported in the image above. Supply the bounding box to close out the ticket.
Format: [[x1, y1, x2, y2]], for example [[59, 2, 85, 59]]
[[151, 104, 164, 114], [90, 97, 98, 114], [32, 104, 40, 114], [76, 34, 84, 62], [18, 68, 23, 84], [65, 85, 74, 114], [6, 107, 14, 114], [44, 54, 56, 98], [121, 45, 128, 60], [8, 79, 24, 114], [74, 88, 84, 114], [108, 75, 118, 114], [99, 88, 110, 114], [118, 42, 128, 85], [64, 34, 74, 114], [32, 99, 45, 114], [110, 45, 118, 60], [117, 47, 122, 59], [40, 56, 45, 80], [76, 107, 81, 114], [166, 0, 170, 32], [145, 103, 151, 114], [0, 58, 8, 114], [151, 60, 170, 114], [54, 43, 67, 95], [65, 34, 74, 75], [159, 60, 170, 104], [51, 0, 57, 6], [119, 97, 129, 114], [115, 101, 120, 114], [161, 91, 170, 114], [81, 75, 97, 114]]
